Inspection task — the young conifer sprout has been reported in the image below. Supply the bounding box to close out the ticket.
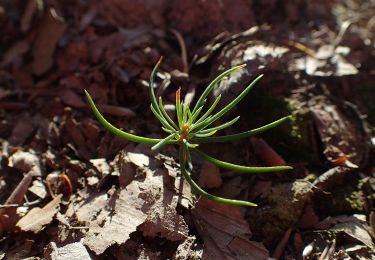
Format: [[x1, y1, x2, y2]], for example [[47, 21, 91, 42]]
[[85, 58, 292, 207]]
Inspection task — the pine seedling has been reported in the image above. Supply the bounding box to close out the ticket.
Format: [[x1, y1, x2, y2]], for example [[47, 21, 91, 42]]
[[85, 58, 292, 207]]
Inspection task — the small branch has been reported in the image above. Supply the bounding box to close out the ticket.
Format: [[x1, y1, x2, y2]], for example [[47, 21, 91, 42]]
[[169, 28, 188, 74], [0, 199, 41, 208]]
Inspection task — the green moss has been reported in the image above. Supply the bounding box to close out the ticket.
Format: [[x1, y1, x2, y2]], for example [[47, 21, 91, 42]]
[[248, 180, 313, 246], [345, 190, 365, 212], [317, 185, 366, 215]]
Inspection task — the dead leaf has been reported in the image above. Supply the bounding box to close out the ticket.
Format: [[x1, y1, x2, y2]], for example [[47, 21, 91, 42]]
[[333, 221, 375, 249], [97, 104, 136, 117], [8, 150, 41, 176], [174, 236, 203, 259], [272, 227, 292, 259], [84, 157, 188, 255], [112, 151, 150, 188], [32, 8, 66, 75], [297, 205, 320, 229], [28, 179, 47, 199], [16, 195, 62, 233], [75, 191, 109, 223], [198, 161, 222, 189], [44, 241, 91, 260], [227, 238, 269, 260], [60, 89, 86, 108], [9, 118, 35, 146], [0, 172, 33, 234], [89, 158, 110, 176], [312, 166, 353, 191], [20, 0, 39, 32], [308, 95, 367, 168], [162, 154, 193, 209], [192, 198, 269, 259], [140, 194, 188, 241], [1, 40, 30, 66], [251, 137, 287, 167]]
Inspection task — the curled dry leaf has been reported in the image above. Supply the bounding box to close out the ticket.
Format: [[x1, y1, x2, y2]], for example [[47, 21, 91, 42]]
[[308, 95, 367, 168], [16, 194, 62, 233], [311, 214, 375, 253]]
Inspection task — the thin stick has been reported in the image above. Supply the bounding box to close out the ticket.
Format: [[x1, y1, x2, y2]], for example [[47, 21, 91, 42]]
[[169, 28, 188, 74]]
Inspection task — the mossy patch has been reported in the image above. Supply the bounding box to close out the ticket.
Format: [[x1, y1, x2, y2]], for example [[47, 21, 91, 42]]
[[247, 180, 313, 246]]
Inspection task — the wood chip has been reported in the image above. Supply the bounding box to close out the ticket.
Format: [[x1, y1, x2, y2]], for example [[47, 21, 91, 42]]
[[44, 242, 91, 260], [16, 195, 62, 233]]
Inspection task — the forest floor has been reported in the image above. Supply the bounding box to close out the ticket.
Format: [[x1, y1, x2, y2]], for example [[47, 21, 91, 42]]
[[1, 0, 375, 259]]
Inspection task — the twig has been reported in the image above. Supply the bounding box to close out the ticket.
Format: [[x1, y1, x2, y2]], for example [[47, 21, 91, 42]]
[[272, 227, 292, 259], [169, 28, 188, 74], [0, 199, 41, 208]]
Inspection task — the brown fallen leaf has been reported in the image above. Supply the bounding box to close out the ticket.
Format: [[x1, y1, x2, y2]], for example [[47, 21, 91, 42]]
[[174, 236, 203, 259], [308, 95, 367, 168], [198, 161, 222, 189], [9, 118, 36, 146], [60, 89, 86, 108], [227, 237, 269, 260], [4, 239, 34, 259], [192, 198, 270, 259], [1, 40, 30, 66], [28, 179, 47, 199], [32, 8, 66, 75], [0, 172, 33, 234], [297, 205, 320, 229], [16, 194, 62, 233], [251, 137, 287, 167], [84, 155, 188, 255], [97, 104, 136, 117], [44, 241, 91, 260], [112, 150, 151, 188], [20, 0, 39, 32], [8, 150, 41, 177], [75, 191, 109, 224]]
